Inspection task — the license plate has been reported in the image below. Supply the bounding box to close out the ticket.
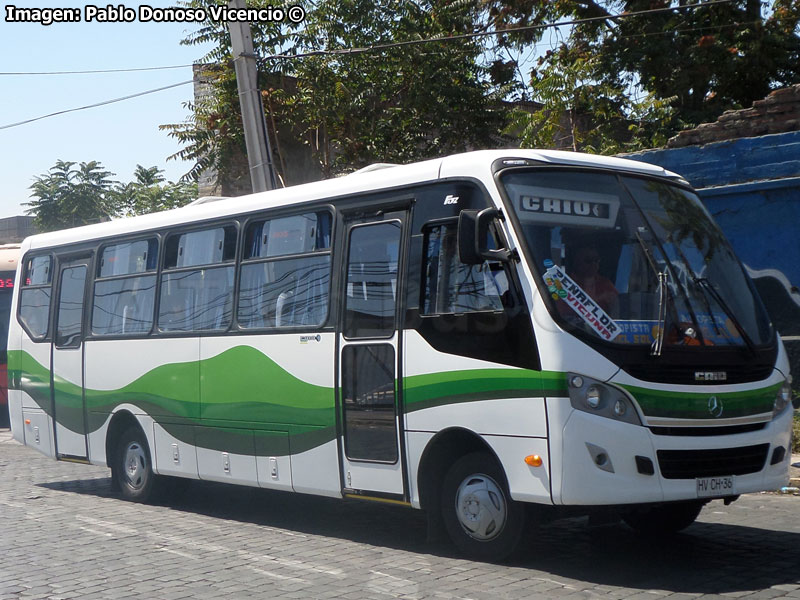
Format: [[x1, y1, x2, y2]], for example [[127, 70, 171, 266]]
[[696, 475, 736, 498]]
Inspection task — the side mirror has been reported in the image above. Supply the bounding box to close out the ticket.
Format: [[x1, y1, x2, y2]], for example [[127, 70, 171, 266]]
[[457, 210, 481, 264], [457, 208, 512, 265]]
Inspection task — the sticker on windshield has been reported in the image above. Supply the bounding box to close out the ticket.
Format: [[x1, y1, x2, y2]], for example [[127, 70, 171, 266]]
[[543, 264, 620, 341]]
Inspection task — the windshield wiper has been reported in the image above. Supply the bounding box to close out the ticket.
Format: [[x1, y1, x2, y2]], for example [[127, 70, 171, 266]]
[[651, 269, 668, 357], [635, 229, 671, 357], [695, 277, 758, 356], [664, 234, 756, 354]]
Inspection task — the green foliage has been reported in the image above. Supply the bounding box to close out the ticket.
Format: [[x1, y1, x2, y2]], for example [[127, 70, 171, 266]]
[[484, 0, 800, 132], [114, 165, 198, 217], [165, 0, 800, 181], [284, 0, 505, 176], [25, 160, 118, 232], [506, 48, 677, 153], [25, 162, 197, 232], [166, 0, 505, 184], [599, 0, 800, 125]]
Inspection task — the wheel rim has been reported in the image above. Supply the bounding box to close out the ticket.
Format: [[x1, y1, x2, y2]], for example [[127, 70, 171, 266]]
[[454, 473, 507, 542], [123, 441, 147, 490]]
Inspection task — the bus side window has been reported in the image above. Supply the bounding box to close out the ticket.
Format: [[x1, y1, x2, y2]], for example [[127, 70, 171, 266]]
[[19, 255, 53, 340], [159, 225, 236, 333], [411, 213, 539, 370], [92, 239, 158, 336], [422, 222, 508, 315], [238, 211, 332, 330]]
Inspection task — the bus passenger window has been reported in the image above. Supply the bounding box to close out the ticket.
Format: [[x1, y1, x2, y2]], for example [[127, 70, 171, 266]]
[[239, 256, 330, 328], [238, 211, 332, 330], [19, 255, 53, 340], [159, 225, 237, 332], [92, 239, 158, 336]]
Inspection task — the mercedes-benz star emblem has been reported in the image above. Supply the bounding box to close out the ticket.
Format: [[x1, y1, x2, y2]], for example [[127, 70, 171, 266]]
[[708, 396, 723, 418]]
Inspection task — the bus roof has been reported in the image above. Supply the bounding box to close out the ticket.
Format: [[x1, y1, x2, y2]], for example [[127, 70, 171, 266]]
[[20, 149, 681, 252]]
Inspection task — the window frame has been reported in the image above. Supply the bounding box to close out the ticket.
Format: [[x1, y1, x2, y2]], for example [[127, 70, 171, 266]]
[[419, 217, 513, 317], [157, 221, 240, 335], [342, 219, 403, 340], [17, 253, 54, 342], [236, 208, 334, 332], [91, 237, 159, 337], [54, 263, 89, 349]]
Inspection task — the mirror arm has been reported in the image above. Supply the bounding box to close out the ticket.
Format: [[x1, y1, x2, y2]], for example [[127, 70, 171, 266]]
[[476, 208, 512, 263]]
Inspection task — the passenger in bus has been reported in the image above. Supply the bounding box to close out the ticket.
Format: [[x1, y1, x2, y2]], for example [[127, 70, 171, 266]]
[[567, 244, 619, 315]]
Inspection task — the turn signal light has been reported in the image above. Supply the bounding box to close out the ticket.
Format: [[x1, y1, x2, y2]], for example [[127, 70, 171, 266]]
[[524, 455, 543, 467]]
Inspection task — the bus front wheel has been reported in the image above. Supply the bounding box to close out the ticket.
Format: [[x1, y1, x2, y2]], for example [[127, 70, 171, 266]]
[[112, 426, 158, 503], [622, 501, 704, 535], [440, 452, 524, 561]]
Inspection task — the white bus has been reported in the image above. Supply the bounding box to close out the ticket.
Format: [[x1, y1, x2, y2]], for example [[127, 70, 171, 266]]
[[8, 150, 793, 560]]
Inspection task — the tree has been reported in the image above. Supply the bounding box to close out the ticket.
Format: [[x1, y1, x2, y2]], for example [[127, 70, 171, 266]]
[[26, 162, 198, 232], [114, 165, 197, 217], [483, 0, 800, 129], [166, 0, 506, 185], [284, 0, 505, 176], [506, 47, 675, 153], [166, 0, 800, 181], [26, 160, 118, 232]]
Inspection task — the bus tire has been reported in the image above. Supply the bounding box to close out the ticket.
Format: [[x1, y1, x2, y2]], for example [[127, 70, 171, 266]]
[[622, 501, 704, 535], [440, 452, 524, 561], [112, 425, 158, 503]]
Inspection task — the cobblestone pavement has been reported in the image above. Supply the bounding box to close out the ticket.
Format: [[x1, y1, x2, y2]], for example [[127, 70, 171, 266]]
[[1, 429, 799, 600]]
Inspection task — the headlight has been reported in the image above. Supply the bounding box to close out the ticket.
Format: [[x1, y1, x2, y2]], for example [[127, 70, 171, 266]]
[[567, 373, 642, 425], [773, 378, 792, 418]]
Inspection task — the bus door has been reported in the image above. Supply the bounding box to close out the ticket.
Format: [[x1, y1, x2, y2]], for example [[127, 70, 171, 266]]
[[338, 210, 409, 499], [51, 255, 91, 460]]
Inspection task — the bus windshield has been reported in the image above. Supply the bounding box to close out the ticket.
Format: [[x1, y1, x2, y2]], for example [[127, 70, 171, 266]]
[[501, 169, 774, 349]]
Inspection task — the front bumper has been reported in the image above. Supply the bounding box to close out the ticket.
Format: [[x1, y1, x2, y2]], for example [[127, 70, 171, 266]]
[[551, 399, 792, 506]]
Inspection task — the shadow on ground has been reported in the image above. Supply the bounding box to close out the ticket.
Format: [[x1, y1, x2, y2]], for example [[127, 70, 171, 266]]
[[39, 476, 800, 595]]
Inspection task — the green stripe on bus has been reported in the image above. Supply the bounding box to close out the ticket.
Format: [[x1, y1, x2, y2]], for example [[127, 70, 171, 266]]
[[404, 368, 567, 412], [621, 383, 780, 419]]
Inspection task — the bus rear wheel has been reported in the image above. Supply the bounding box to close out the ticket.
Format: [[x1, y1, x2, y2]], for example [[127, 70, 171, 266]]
[[112, 426, 158, 503], [440, 452, 524, 561], [622, 501, 704, 535]]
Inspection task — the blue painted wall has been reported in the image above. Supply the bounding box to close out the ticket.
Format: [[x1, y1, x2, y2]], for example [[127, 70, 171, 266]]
[[702, 180, 800, 289], [626, 131, 800, 298], [626, 131, 800, 188]]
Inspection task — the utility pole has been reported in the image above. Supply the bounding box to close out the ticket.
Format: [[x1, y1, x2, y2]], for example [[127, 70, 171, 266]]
[[226, 0, 278, 192]]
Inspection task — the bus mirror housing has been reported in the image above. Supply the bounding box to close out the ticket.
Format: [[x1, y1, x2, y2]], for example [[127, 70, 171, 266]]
[[457, 210, 482, 264], [457, 208, 511, 264]]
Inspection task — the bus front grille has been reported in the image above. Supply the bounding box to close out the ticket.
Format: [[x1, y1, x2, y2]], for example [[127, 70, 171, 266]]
[[624, 364, 773, 385], [649, 423, 766, 437], [656, 444, 770, 479]]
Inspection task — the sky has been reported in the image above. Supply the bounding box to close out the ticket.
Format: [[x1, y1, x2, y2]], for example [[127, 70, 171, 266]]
[[0, 1, 215, 218]]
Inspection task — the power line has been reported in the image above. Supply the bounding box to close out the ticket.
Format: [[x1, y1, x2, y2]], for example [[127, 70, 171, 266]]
[[0, 81, 193, 131], [0, 64, 195, 76], [5, 0, 735, 71], [0, 0, 751, 131], [262, 0, 739, 60]]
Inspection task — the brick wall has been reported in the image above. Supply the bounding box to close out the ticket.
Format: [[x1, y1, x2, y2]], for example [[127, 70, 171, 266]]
[[667, 84, 800, 148]]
